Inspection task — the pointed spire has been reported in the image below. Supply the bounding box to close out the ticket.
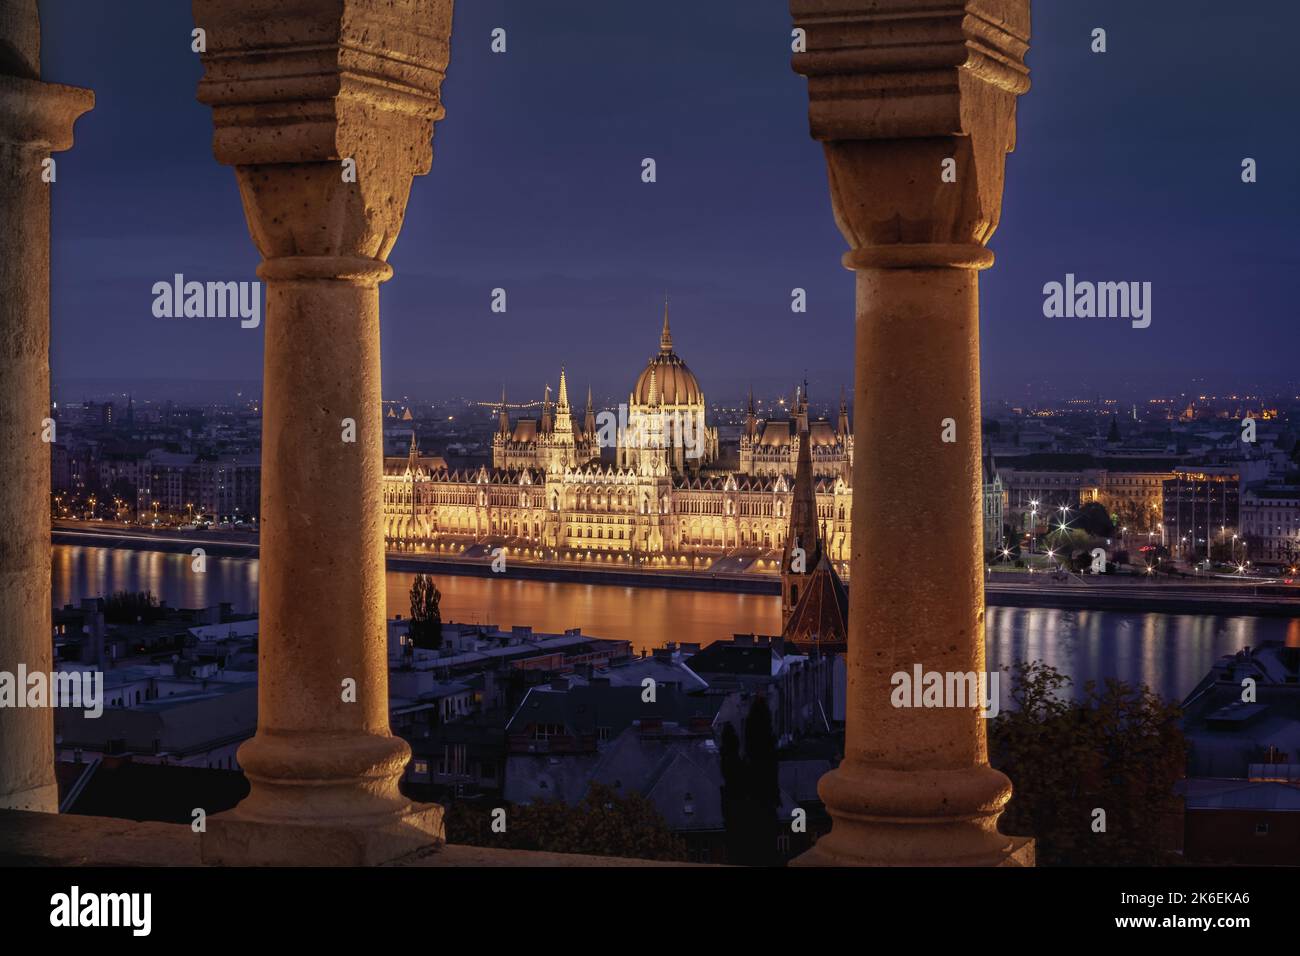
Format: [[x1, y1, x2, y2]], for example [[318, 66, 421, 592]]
[[554, 367, 573, 437], [585, 385, 596, 436], [407, 428, 419, 468], [983, 441, 998, 484], [541, 383, 553, 433], [838, 385, 850, 437], [648, 365, 660, 406], [557, 366, 570, 411], [498, 385, 509, 434], [659, 296, 673, 354]]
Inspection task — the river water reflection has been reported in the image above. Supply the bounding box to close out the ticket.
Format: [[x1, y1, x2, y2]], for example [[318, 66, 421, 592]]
[[52, 544, 1293, 704]]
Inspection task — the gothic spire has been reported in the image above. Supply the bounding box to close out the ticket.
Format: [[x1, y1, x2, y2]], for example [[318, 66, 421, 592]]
[[557, 366, 570, 412], [787, 413, 821, 563], [659, 296, 673, 354]]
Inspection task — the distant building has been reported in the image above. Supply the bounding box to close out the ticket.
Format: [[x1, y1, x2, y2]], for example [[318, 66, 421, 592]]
[[134, 450, 261, 520], [1163, 466, 1245, 559], [1240, 485, 1300, 568], [382, 308, 853, 565], [982, 445, 1004, 552], [997, 452, 1184, 533]]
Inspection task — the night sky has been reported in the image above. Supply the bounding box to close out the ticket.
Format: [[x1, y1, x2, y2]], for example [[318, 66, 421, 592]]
[[39, 0, 1300, 406]]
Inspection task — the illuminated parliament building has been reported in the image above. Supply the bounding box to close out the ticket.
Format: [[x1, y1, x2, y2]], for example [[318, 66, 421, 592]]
[[382, 308, 855, 569]]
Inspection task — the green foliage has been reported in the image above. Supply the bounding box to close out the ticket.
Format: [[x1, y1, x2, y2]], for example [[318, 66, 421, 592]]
[[1112, 499, 1151, 533], [443, 784, 688, 862], [989, 661, 1186, 866]]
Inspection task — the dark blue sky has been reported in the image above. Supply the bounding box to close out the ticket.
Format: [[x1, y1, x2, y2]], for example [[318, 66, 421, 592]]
[[41, 0, 1299, 405]]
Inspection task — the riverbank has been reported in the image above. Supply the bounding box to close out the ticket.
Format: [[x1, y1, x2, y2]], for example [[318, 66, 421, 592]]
[[51, 522, 1300, 615]]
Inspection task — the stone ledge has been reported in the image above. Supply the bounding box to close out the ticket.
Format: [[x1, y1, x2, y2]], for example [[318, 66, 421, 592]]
[[0, 809, 696, 867]]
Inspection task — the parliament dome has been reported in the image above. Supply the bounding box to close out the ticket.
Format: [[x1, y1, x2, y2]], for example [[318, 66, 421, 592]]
[[632, 306, 705, 407]]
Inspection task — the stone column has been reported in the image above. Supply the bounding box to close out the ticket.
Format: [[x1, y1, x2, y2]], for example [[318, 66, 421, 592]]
[[193, 0, 454, 865], [0, 1, 93, 812], [790, 0, 1033, 865]]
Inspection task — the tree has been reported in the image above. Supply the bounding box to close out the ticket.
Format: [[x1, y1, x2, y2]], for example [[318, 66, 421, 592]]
[[720, 696, 781, 866], [443, 785, 687, 861], [1071, 501, 1115, 539], [1106, 415, 1121, 444], [1112, 499, 1148, 534], [408, 573, 442, 649], [102, 590, 161, 625], [989, 661, 1186, 866]]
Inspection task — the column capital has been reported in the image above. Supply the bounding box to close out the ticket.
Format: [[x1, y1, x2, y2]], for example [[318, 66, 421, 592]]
[[193, 0, 453, 262], [0, 76, 94, 150], [790, 0, 1030, 258]]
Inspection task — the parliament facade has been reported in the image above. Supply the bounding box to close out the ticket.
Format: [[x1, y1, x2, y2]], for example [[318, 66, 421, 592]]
[[382, 309, 855, 568]]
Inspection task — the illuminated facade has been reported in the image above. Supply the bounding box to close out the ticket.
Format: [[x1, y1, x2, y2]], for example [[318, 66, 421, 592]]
[[382, 310, 854, 564]]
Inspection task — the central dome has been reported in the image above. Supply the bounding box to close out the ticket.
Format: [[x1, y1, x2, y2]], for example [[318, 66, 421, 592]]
[[632, 305, 704, 407]]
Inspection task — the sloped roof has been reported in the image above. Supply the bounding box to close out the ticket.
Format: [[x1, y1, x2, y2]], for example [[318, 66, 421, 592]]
[[511, 419, 539, 443], [589, 729, 724, 832], [506, 683, 717, 738], [782, 553, 849, 653]]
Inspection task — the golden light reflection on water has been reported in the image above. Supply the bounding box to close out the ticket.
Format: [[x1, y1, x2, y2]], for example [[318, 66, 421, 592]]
[[52, 545, 1292, 702]]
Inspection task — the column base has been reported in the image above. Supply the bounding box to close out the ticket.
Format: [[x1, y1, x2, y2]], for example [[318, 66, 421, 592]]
[[792, 832, 1034, 867], [790, 763, 1035, 866], [201, 800, 445, 866], [0, 781, 59, 814]]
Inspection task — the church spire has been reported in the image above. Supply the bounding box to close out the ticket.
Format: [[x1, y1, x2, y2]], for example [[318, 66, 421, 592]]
[[788, 416, 820, 558], [780, 413, 823, 630], [498, 385, 509, 434], [659, 296, 673, 354], [585, 385, 596, 436], [555, 367, 573, 438], [407, 428, 419, 470]]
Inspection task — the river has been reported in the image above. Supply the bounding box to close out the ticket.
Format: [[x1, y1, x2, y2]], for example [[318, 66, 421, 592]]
[[51, 543, 1294, 705]]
